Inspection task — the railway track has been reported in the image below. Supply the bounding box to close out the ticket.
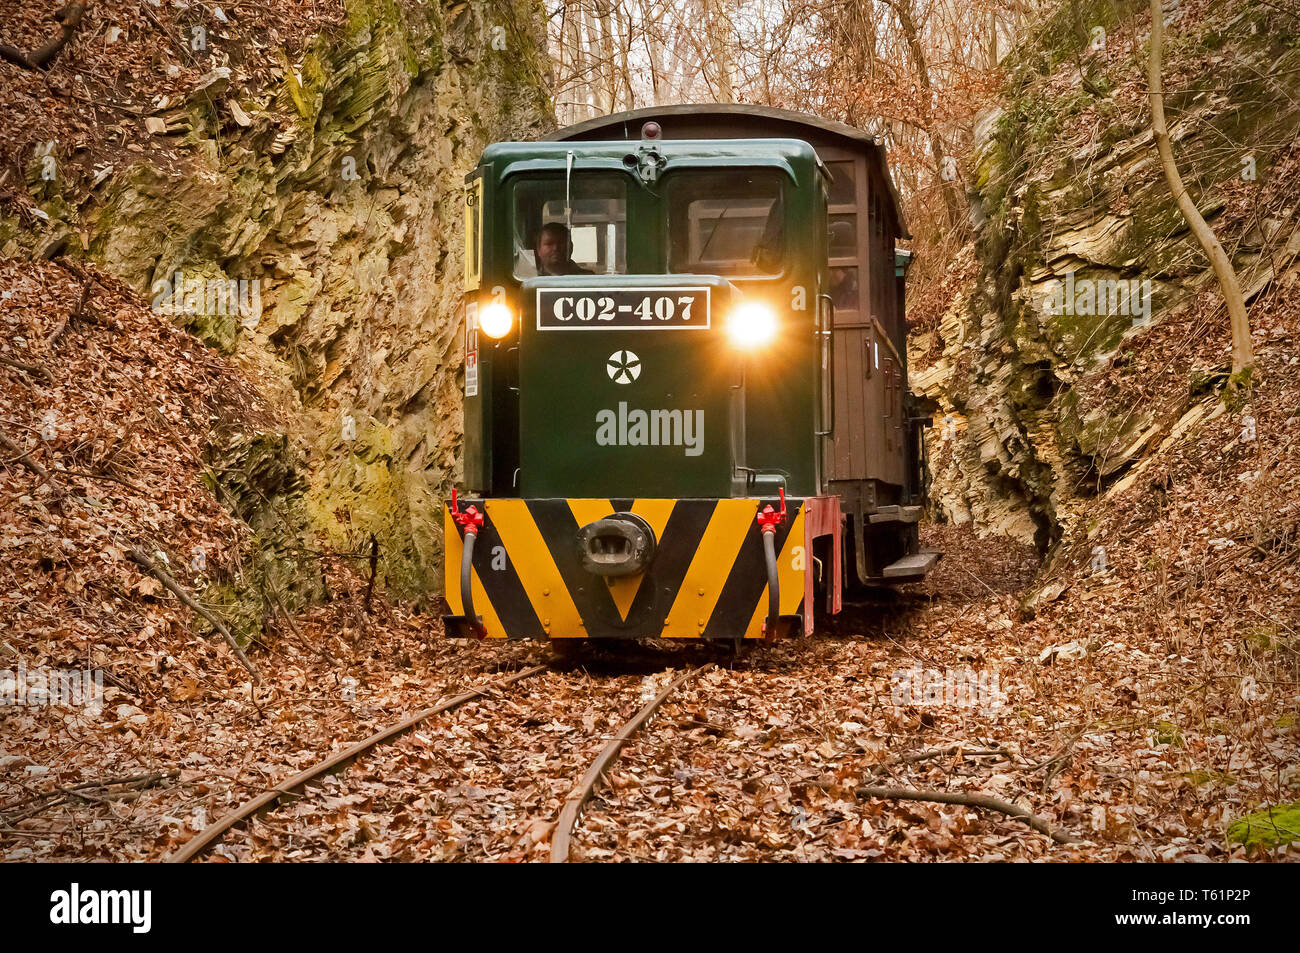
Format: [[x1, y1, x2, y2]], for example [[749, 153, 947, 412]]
[[166, 664, 547, 863], [168, 657, 713, 862], [551, 664, 711, 862]]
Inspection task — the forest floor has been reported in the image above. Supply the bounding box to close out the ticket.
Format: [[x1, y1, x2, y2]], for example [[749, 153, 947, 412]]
[[2, 515, 1294, 862], [2, 252, 1298, 861]]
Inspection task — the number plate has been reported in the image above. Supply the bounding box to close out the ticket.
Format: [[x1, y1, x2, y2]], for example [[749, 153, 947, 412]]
[[535, 287, 711, 330]]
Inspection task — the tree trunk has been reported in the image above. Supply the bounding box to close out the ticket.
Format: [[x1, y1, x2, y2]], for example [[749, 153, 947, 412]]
[[889, 0, 964, 232], [702, 0, 735, 104], [1147, 0, 1253, 378]]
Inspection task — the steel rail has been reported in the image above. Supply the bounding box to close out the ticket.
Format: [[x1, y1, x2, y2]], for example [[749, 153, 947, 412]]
[[166, 664, 548, 863], [550, 663, 711, 863]]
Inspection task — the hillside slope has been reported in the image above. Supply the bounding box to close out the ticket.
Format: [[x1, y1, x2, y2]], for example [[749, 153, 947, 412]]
[[911, 0, 1300, 853], [2, 0, 553, 599]]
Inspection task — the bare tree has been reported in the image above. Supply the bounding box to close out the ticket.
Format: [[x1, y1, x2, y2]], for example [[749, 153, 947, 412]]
[[1147, 0, 1253, 379]]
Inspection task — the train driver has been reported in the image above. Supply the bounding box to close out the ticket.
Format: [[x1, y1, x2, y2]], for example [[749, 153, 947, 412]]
[[534, 222, 594, 276]]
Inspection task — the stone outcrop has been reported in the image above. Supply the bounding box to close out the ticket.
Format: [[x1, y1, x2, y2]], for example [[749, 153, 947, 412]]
[[6, 0, 553, 603], [913, 0, 1300, 551]]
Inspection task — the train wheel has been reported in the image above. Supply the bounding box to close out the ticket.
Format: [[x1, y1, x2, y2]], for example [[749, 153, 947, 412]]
[[550, 639, 585, 664], [724, 638, 754, 666]]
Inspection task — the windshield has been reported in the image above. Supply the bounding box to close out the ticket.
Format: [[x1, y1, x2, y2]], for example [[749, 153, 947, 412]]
[[512, 174, 627, 278], [667, 171, 784, 276]]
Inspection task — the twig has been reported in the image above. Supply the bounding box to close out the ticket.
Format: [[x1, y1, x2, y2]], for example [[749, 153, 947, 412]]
[[139, 2, 183, 58], [127, 547, 259, 683], [54, 262, 109, 328], [363, 532, 379, 613], [793, 746, 1014, 790], [0, 3, 89, 71], [869, 745, 1014, 774], [1022, 728, 1085, 792], [852, 784, 1085, 845], [2, 770, 179, 820], [0, 429, 53, 482], [0, 355, 53, 381], [70, 276, 93, 322], [265, 583, 335, 665]]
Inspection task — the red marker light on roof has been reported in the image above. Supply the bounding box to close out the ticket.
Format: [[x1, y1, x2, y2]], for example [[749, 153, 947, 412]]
[[641, 121, 661, 140]]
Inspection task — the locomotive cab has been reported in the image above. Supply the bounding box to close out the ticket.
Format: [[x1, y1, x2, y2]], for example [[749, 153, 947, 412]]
[[444, 106, 936, 644]]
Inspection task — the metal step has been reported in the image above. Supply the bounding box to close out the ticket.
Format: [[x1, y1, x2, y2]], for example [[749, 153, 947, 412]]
[[881, 550, 939, 580], [868, 505, 924, 525]]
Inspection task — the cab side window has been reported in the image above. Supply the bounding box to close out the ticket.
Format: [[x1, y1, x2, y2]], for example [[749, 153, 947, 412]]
[[667, 171, 784, 277], [512, 175, 627, 279]]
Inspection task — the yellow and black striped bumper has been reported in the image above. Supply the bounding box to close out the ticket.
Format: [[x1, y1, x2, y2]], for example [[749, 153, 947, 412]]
[[444, 498, 807, 640]]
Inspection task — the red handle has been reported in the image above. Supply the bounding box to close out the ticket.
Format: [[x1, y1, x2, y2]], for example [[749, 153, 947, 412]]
[[450, 488, 483, 530], [756, 487, 787, 534]]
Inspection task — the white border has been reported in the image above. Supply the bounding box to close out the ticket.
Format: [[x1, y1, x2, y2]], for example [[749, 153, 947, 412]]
[[535, 286, 712, 331]]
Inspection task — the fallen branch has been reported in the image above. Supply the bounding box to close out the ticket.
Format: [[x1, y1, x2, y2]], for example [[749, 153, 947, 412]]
[[0, 429, 53, 482], [793, 746, 1014, 790], [48, 465, 143, 492], [0, 3, 89, 71], [868, 745, 1014, 775], [363, 532, 379, 613], [0, 355, 53, 382], [0, 429, 143, 492], [852, 784, 1085, 846], [44, 313, 69, 348], [127, 547, 259, 683], [2, 770, 179, 823]]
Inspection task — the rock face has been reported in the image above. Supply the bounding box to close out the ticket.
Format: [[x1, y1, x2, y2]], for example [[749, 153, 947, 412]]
[[22, 1, 553, 601], [913, 0, 1300, 551]]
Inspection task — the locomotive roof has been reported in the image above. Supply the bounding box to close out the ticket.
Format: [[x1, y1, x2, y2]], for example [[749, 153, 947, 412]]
[[546, 104, 909, 238], [479, 136, 825, 182]]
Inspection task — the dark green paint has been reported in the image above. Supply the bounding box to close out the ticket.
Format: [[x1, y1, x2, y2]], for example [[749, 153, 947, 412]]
[[464, 138, 828, 500]]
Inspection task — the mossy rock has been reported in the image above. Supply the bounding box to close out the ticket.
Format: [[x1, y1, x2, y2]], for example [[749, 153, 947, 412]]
[[1243, 625, 1283, 651], [199, 579, 265, 648], [209, 431, 327, 621], [1227, 801, 1300, 849], [1153, 720, 1184, 747], [1182, 769, 1235, 786]]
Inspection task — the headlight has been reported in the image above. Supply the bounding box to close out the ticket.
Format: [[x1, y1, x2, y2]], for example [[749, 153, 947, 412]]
[[726, 302, 777, 349], [479, 301, 513, 339]]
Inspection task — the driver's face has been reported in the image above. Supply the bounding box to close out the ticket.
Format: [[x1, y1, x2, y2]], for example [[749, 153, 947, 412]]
[[537, 230, 567, 270]]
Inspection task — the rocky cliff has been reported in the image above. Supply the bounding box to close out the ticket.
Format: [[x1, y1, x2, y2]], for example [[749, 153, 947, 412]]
[[913, 0, 1300, 556], [2, 0, 553, 603]]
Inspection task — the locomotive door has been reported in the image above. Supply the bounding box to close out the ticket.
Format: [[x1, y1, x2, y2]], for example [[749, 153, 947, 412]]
[[821, 150, 907, 491], [817, 292, 835, 488], [823, 151, 874, 487]]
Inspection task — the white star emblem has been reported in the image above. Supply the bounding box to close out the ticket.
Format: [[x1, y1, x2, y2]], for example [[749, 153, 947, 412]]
[[607, 349, 640, 384]]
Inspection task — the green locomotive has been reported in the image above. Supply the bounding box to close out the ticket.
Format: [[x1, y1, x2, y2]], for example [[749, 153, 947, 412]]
[[444, 105, 935, 644]]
